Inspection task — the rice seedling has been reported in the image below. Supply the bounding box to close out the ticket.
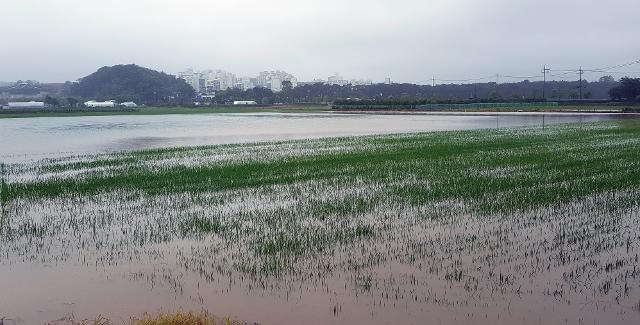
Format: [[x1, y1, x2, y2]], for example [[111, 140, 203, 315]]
[[0, 163, 7, 206]]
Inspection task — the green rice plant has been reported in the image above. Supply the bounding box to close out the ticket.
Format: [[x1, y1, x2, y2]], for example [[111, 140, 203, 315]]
[[0, 163, 7, 206], [180, 217, 225, 235]]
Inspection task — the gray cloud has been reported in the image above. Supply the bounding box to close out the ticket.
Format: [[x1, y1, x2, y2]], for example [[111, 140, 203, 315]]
[[2, 0, 639, 83]]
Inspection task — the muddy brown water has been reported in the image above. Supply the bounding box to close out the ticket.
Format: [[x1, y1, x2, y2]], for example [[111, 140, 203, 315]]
[[1, 189, 639, 325]]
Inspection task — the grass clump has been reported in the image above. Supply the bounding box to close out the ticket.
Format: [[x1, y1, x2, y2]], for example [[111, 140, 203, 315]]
[[256, 234, 304, 256], [180, 217, 225, 235], [66, 311, 240, 325], [0, 163, 7, 206], [131, 310, 236, 325]]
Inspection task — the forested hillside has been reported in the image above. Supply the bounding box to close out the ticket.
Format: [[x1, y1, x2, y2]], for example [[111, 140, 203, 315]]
[[70, 64, 194, 104]]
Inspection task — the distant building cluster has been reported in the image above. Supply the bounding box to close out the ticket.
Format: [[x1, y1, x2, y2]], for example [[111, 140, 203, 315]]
[[178, 69, 239, 94], [255, 71, 298, 92], [176, 69, 382, 95], [0, 80, 62, 100], [325, 73, 374, 86], [327, 73, 348, 86], [177, 69, 298, 95]]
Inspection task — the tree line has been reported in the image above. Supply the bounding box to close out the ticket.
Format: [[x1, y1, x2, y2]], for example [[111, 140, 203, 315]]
[[209, 77, 634, 105]]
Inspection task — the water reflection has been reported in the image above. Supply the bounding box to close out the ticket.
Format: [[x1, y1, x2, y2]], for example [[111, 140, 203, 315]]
[[0, 112, 635, 162]]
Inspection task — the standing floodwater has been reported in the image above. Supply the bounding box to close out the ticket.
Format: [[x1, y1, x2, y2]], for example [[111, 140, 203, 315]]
[[0, 112, 634, 162]]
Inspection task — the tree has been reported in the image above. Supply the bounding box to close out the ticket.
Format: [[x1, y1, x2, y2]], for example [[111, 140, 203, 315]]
[[67, 97, 79, 108], [609, 86, 624, 101], [277, 81, 294, 103], [599, 75, 616, 83], [44, 95, 59, 107], [609, 77, 640, 101], [247, 87, 274, 101], [261, 97, 273, 105], [281, 80, 293, 91]]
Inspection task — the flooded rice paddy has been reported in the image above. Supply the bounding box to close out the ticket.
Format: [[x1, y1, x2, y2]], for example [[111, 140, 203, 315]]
[[1, 117, 640, 324], [0, 111, 633, 163]]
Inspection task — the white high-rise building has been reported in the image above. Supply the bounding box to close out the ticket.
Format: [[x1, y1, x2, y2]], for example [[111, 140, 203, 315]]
[[327, 73, 348, 86], [269, 78, 282, 92], [214, 70, 237, 91], [177, 69, 238, 94], [177, 68, 201, 93], [350, 79, 373, 86], [238, 78, 255, 91], [205, 79, 219, 93], [256, 71, 297, 91]]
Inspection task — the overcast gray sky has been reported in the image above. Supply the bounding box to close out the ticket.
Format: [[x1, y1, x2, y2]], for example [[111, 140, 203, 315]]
[[2, 0, 640, 83]]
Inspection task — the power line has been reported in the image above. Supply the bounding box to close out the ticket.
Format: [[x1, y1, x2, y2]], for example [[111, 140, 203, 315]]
[[547, 59, 640, 75], [584, 70, 640, 74], [548, 69, 578, 72], [502, 74, 543, 79], [549, 70, 578, 78], [587, 58, 640, 73], [434, 75, 495, 83], [418, 58, 640, 85]]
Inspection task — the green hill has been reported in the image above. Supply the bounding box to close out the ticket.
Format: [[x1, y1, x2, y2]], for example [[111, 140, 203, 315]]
[[71, 64, 194, 105]]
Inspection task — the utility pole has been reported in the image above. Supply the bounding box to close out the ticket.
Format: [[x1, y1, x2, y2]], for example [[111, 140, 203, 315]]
[[579, 66, 583, 99], [542, 65, 550, 100], [431, 76, 435, 98]]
